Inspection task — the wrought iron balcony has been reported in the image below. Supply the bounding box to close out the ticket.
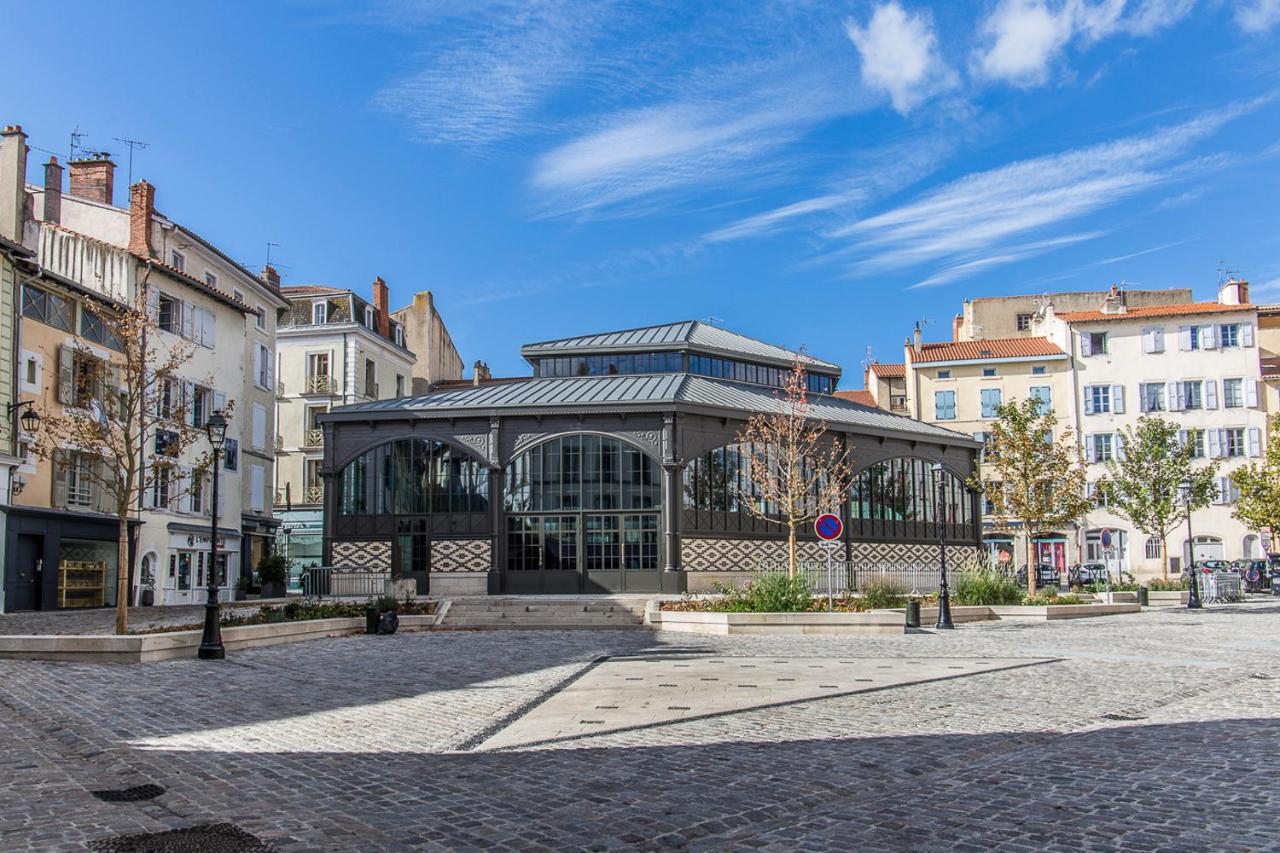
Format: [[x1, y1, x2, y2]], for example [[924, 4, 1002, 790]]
[[304, 375, 335, 395]]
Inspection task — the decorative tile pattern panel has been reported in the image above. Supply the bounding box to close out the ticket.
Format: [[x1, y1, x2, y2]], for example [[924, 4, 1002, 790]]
[[331, 541, 392, 571], [681, 537, 980, 572], [682, 538, 829, 571], [431, 538, 493, 572]]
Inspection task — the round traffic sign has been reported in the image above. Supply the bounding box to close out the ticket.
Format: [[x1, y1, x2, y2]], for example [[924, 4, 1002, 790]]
[[1100, 529, 1112, 548], [815, 513, 843, 541]]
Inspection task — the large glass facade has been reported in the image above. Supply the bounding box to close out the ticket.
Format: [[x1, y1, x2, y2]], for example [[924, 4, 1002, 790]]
[[682, 442, 833, 533], [849, 458, 975, 542], [504, 434, 661, 512], [689, 355, 835, 395], [338, 439, 488, 516]]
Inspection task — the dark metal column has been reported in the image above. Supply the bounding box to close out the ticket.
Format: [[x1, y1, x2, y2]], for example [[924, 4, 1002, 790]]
[[661, 412, 684, 592]]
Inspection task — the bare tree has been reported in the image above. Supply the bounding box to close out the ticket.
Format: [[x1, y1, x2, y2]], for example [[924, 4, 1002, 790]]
[[31, 271, 221, 634], [737, 360, 852, 577]]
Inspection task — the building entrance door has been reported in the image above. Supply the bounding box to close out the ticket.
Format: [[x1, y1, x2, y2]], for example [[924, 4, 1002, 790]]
[[505, 512, 660, 593], [8, 535, 44, 611]]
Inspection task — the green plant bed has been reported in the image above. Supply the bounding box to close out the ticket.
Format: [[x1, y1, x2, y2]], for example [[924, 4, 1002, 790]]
[[130, 599, 436, 634], [1145, 577, 1190, 591], [661, 572, 942, 614], [951, 570, 1024, 606]]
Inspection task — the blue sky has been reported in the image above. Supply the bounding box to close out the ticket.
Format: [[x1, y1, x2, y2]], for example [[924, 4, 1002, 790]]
[[3, 1, 1279, 386]]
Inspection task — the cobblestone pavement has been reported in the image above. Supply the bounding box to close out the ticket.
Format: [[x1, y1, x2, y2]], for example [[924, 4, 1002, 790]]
[[0, 602, 288, 636], [0, 602, 1277, 851]]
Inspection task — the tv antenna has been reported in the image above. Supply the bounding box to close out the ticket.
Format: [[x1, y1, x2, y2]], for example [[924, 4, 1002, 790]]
[[265, 242, 281, 268], [701, 314, 723, 326], [1216, 260, 1240, 284], [112, 137, 149, 186], [860, 346, 876, 371]]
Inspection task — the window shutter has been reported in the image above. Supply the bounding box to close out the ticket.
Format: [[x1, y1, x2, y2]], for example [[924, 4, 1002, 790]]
[[1201, 325, 1217, 349], [1249, 426, 1262, 457], [1204, 380, 1218, 410], [1208, 429, 1223, 458], [1084, 434, 1095, 463], [253, 345, 263, 388], [141, 464, 155, 509], [146, 286, 160, 319], [1242, 322, 1255, 347], [252, 403, 266, 450], [1177, 428, 1188, 449], [51, 450, 69, 508], [1111, 385, 1125, 414], [1084, 389, 1095, 415], [93, 458, 113, 514], [1179, 326, 1192, 351], [205, 309, 216, 348], [1137, 383, 1148, 413], [1115, 433, 1126, 461], [251, 465, 265, 513], [180, 302, 194, 339], [1246, 379, 1260, 408], [265, 346, 275, 390], [183, 381, 195, 426], [177, 466, 191, 514], [213, 391, 226, 415], [57, 345, 74, 405], [1079, 332, 1092, 357], [1151, 327, 1164, 353], [1213, 477, 1226, 505]]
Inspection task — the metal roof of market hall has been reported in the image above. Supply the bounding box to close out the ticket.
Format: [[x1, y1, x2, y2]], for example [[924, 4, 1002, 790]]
[[520, 320, 842, 373], [329, 373, 974, 444]]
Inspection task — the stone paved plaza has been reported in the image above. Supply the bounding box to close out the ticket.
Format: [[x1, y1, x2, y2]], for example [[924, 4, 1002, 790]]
[[1, 603, 1278, 851]]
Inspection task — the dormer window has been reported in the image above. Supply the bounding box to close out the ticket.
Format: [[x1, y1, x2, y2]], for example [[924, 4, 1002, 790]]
[[394, 326, 404, 347], [312, 301, 326, 325], [170, 250, 185, 272], [205, 272, 218, 288], [365, 306, 375, 329]]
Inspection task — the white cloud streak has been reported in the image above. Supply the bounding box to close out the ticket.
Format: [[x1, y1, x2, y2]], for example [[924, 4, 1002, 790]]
[[1235, 0, 1280, 33], [827, 98, 1264, 284], [845, 3, 956, 114], [908, 232, 1102, 288]]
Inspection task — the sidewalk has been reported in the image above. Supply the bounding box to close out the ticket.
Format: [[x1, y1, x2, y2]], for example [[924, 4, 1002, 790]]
[[0, 600, 287, 636]]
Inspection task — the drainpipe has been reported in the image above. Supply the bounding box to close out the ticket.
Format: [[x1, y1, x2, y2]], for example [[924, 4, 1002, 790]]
[[1068, 327, 1087, 568]]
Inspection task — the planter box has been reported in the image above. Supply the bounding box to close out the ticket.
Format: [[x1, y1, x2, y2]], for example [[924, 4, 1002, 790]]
[[1146, 590, 1190, 606], [914, 605, 995, 624], [650, 609, 904, 636], [989, 603, 1139, 620]]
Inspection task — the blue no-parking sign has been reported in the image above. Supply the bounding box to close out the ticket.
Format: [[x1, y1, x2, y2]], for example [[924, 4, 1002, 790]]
[[815, 513, 843, 541]]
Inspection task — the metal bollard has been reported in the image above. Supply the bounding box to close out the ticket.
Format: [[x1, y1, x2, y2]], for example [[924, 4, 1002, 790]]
[[905, 600, 921, 628], [365, 606, 379, 634], [1137, 586, 1149, 607]]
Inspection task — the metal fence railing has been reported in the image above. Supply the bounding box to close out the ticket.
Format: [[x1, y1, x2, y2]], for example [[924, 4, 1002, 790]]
[[753, 560, 942, 595], [300, 567, 391, 600]]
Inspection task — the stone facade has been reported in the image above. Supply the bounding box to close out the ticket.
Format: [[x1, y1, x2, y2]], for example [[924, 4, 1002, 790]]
[[430, 538, 492, 572], [331, 540, 392, 571]]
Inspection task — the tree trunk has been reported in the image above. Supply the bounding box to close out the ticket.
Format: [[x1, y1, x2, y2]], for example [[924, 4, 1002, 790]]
[[1160, 535, 1169, 582], [115, 514, 129, 635], [1025, 534, 1036, 597], [787, 523, 798, 578]]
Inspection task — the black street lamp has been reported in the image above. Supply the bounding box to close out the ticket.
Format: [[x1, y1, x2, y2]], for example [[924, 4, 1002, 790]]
[[198, 410, 229, 660], [1181, 478, 1202, 610], [931, 462, 955, 630], [8, 400, 40, 434]]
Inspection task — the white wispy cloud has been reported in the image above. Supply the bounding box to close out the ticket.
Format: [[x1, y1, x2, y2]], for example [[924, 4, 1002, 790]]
[[1235, 0, 1280, 33], [909, 232, 1102, 288], [824, 97, 1264, 284], [973, 0, 1195, 87], [1091, 239, 1186, 264], [845, 3, 956, 114]]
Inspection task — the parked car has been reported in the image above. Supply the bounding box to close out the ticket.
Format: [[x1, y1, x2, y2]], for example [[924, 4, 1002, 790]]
[[1231, 559, 1271, 592], [1196, 559, 1231, 573], [1017, 563, 1061, 588]]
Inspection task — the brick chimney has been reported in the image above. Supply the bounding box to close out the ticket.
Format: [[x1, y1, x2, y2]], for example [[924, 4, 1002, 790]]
[[1219, 278, 1249, 306], [372, 276, 390, 337], [43, 156, 62, 224], [0, 124, 27, 243], [69, 157, 115, 204], [129, 180, 156, 257], [912, 322, 922, 350], [951, 313, 963, 341], [1100, 283, 1126, 315], [261, 264, 281, 289], [472, 360, 491, 386]]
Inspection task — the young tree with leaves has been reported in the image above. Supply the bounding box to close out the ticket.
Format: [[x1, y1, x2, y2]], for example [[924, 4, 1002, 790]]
[[1229, 412, 1280, 552], [973, 397, 1093, 595], [1101, 416, 1218, 581], [31, 271, 219, 635], [737, 360, 852, 577]]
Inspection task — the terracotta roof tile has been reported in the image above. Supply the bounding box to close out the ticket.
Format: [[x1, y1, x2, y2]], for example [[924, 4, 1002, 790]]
[[909, 337, 1065, 364], [867, 362, 905, 378], [1057, 302, 1256, 323], [135, 254, 251, 313], [833, 389, 877, 406]]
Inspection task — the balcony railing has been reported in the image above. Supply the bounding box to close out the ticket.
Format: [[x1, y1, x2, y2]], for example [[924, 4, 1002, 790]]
[[303, 428, 323, 448], [304, 375, 335, 394]]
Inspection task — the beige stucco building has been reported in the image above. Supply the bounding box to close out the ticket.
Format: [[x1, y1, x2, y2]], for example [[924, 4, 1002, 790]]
[[273, 280, 417, 578], [392, 290, 462, 394]]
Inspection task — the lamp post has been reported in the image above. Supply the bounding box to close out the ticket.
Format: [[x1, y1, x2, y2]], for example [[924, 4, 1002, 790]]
[[198, 410, 229, 660], [931, 462, 955, 629], [1181, 477, 1202, 610]]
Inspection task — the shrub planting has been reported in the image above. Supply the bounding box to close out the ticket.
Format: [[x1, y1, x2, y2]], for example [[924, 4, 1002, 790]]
[[951, 569, 1024, 606]]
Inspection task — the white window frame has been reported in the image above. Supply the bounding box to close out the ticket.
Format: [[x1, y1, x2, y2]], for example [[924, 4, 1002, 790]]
[[170, 250, 185, 272], [312, 300, 326, 325]]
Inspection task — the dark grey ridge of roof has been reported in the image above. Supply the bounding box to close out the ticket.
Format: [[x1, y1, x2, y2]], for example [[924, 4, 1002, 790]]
[[519, 320, 841, 372], [327, 373, 974, 444]]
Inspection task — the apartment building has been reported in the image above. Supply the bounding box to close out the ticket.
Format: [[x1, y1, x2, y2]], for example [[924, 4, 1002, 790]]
[[274, 279, 416, 578], [1039, 280, 1265, 574], [856, 283, 1267, 580], [7, 141, 281, 610]]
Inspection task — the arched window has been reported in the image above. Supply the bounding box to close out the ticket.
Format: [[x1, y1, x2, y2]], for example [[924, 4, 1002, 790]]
[[504, 434, 660, 513], [338, 439, 488, 516], [1145, 536, 1163, 560], [681, 442, 836, 533], [849, 458, 974, 542]]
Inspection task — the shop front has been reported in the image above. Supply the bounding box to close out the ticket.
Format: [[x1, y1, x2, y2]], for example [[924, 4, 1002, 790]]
[[278, 509, 324, 590], [2, 506, 138, 612], [158, 523, 240, 605]]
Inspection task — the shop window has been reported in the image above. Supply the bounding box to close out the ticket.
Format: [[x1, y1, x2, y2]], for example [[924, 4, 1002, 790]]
[[57, 539, 118, 608]]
